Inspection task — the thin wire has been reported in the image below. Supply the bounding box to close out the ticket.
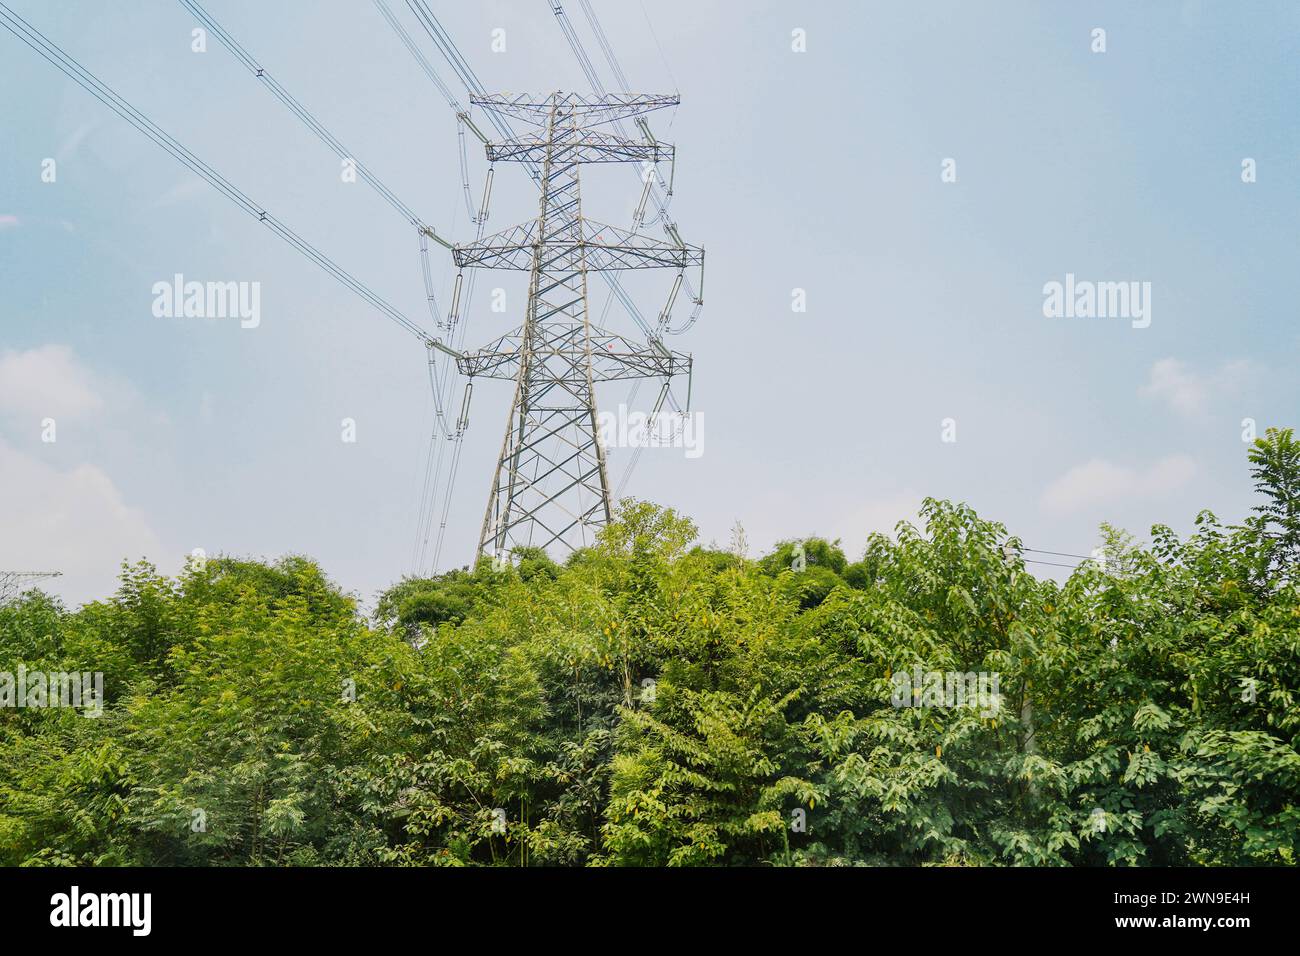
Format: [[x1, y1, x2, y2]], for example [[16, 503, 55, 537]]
[[0, 3, 431, 345], [371, 1, 503, 570], [1023, 547, 1094, 561], [418, 228, 441, 325], [546, 0, 699, 337], [406, 0, 659, 339], [430, 434, 465, 570], [180, 0, 429, 231], [0, 0, 478, 577], [547, 0, 695, 496], [638, 0, 679, 93], [552, 1, 603, 91], [578, 0, 630, 91], [179, 0, 479, 486], [373, 0, 460, 110], [410, 416, 439, 570]]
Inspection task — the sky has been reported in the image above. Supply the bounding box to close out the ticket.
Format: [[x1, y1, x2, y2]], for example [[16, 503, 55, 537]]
[[2, 0, 1299, 608]]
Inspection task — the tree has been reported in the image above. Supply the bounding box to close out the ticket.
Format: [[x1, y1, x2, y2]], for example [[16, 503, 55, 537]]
[[1248, 426, 1300, 582], [1, 439, 1297, 867]]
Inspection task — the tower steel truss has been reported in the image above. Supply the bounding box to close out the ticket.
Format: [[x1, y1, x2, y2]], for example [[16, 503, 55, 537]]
[[453, 92, 702, 561], [0, 571, 61, 604]]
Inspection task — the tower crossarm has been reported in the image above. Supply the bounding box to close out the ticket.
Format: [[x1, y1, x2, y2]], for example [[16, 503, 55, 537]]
[[457, 325, 689, 383], [487, 130, 673, 166], [469, 92, 678, 128], [589, 335, 690, 382], [454, 219, 702, 272], [455, 327, 526, 379]]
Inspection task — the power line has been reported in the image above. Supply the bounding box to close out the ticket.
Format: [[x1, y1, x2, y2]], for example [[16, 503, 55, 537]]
[[577, 0, 631, 91], [545, 1, 703, 344], [398, 0, 663, 342], [0, 2, 432, 345], [1023, 558, 1084, 570], [373, 0, 460, 111], [637, 0, 679, 93], [545, 1, 700, 498], [551, 1, 603, 91], [1023, 547, 1094, 561], [5, 0, 474, 577], [4, 1, 475, 578], [179, 0, 435, 234], [367, 4, 494, 571], [378, 2, 541, 571]]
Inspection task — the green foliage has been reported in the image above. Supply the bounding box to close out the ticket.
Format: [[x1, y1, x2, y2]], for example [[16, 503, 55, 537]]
[[1, 437, 1297, 867], [1248, 426, 1300, 582]]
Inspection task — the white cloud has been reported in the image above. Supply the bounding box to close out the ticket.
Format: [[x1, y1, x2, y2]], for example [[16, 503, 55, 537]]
[[0, 344, 104, 421], [1041, 455, 1197, 514], [1140, 357, 1250, 417], [724, 486, 924, 564], [816, 489, 926, 559], [0, 346, 166, 603], [0, 438, 165, 605]]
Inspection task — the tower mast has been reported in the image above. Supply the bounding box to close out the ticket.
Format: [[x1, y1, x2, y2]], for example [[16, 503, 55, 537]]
[[453, 92, 702, 562]]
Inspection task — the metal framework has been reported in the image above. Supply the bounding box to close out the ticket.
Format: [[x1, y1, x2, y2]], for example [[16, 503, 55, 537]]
[[453, 91, 701, 561], [0, 571, 61, 604]]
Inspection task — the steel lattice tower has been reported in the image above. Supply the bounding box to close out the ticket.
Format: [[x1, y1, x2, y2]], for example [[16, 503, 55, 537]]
[[0, 571, 61, 603], [452, 92, 703, 562]]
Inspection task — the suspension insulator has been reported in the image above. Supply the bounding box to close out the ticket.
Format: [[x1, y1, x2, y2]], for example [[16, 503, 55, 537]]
[[478, 168, 494, 223], [449, 272, 463, 325], [456, 381, 473, 434], [633, 176, 653, 227], [658, 273, 683, 326]]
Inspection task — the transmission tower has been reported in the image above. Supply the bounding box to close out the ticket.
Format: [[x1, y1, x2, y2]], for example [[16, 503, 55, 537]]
[[452, 92, 703, 562], [0, 571, 61, 604]]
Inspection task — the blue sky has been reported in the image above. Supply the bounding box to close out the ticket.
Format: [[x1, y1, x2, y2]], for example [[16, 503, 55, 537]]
[[2, 0, 1299, 606]]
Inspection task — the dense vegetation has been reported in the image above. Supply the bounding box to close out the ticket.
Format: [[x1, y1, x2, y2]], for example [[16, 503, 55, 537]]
[[2, 430, 1298, 867]]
